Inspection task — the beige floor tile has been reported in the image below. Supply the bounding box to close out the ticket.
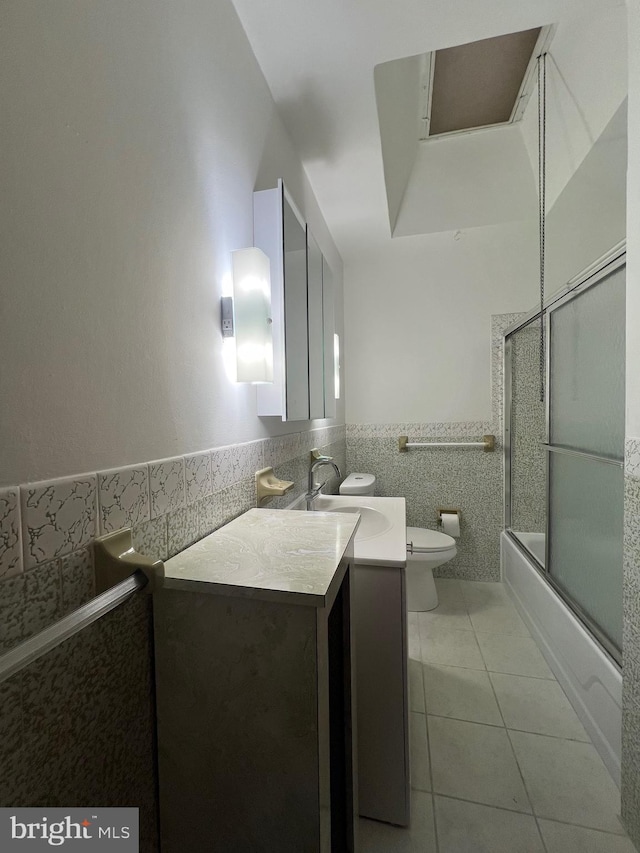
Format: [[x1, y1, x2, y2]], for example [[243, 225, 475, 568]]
[[417, 585, 474, 631], [490, 672, 589, 740], [428, 715, 531, 812], [538, 819, 635, 852], [476, 632, 554, 679], [435, 796, 545, 853], [466, 591, 530, 636], [408, 620, 421, 662], [459, 580, 510, 605], [423, 663, 503, 726], [432, 578, 468, 611], [408, 658, 425, 713], [509, 730, 623, 833], [359, 790, 436, 852], [467, 600, 529, 637], [435, 578, 463, 594], [410, 711, 430, 791], [419, 623, 485, 670], [428, 578, 471, 631]]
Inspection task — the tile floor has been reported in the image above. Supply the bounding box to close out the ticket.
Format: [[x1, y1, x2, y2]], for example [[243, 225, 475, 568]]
[[359, 578, 637, 852]]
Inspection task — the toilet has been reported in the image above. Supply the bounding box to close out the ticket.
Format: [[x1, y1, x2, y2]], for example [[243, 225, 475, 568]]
[[406, 526, 457, 612], [339, 472, 376, 496], [339, 473, 457, 612]]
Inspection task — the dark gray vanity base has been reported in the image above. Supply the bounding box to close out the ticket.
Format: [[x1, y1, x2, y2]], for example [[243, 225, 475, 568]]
[[154, 560, 356, 852]]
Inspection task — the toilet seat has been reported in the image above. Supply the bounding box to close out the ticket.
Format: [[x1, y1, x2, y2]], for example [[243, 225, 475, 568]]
[[406, 526, 456, 554]]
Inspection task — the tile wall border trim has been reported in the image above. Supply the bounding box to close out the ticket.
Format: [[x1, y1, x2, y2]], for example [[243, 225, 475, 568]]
[[0, 424, 347, 578]]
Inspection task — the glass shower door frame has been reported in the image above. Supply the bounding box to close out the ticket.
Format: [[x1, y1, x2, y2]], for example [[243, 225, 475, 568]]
[[503, 316, 544, 563], [543, 249, 625, 664], [503, 243, 626, 665]]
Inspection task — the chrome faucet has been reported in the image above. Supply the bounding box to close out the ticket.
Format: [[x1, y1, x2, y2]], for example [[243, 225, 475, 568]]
[[306, 449, 341, 510]]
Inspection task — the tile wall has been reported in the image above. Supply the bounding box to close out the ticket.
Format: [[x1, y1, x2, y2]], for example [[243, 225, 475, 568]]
[[0, 422, 346, 841], [346, 421, 501, 581], [509, 320, 546, 534], [622, 436, 640, 847], [0, 594, 158, 852], [345, 314, 521, 582], [0, 424, 346, 653]]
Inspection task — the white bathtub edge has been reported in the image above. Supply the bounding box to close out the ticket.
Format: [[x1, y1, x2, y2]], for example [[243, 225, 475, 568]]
[[501, 531, 622, 787]]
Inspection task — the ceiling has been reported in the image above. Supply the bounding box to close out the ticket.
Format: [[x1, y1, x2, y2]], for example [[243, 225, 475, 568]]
[[230, 0, 616, 262]]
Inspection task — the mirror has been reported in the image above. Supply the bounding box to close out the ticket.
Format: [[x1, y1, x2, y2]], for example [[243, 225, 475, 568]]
[[322, 257, 336, 418], [254, 181, 309, 420], [282, 193, 309, 420], [254, 180, 336, 421], [307, 229, 325, 419]]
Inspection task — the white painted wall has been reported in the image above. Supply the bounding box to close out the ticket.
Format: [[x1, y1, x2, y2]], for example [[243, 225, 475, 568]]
[[394, 124, 537, 237], [345, 2, 628, 428], [520, 4, 628, 211], [546, 99, 627, 296], [627, 0, 640, 437], [344, 221, 538, 423], [0, 0, 344, 487], [373, 55, 422, 233]]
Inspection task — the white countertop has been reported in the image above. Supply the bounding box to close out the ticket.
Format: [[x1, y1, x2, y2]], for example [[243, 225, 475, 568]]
[[162, 507, 359, 607], [312, 495, 407, 568]]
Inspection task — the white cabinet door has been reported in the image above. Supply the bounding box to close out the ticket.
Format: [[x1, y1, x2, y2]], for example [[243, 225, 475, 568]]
[[254, 180, 310, 421]]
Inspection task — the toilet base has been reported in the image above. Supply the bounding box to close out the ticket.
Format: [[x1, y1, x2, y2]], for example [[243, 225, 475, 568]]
[[406, 564, 439, 612]]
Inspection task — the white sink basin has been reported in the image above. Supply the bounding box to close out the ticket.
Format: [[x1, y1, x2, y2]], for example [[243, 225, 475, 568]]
[[310, 494, 407, 566], [324, 505, 392, 540]]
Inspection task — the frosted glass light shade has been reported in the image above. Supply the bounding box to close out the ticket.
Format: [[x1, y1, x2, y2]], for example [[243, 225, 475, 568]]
[[232, 247, 274, 383]]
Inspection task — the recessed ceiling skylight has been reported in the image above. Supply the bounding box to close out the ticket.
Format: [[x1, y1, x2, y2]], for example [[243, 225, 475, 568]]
[[421, 26, 552, 139]]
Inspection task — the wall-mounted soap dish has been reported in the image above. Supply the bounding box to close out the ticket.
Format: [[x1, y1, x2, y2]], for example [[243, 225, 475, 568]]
[[255, 467, 294, 505]]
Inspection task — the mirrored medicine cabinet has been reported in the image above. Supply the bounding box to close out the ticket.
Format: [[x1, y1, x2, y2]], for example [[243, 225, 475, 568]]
[[253, 179, 336, 421]]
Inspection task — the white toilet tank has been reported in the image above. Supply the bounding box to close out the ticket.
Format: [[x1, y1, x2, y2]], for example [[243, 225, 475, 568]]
[[339, 473, 376, 496]]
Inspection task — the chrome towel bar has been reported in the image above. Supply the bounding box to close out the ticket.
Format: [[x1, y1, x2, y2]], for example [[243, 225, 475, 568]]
[[0, 527, 164, 685], [399, 435, 495, 453], [0, 571, 148, 686]]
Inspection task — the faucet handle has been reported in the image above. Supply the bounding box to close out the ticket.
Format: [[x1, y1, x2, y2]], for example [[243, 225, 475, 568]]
[[310, 447, 332, 464]]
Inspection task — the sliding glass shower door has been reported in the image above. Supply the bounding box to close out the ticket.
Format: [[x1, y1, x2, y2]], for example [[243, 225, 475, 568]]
[[547, 263, 625, 655], [505, 249, 625, 663]]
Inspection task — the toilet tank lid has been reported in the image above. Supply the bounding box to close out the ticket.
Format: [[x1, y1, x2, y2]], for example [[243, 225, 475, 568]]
[[339, 473, 376, 494], [407, 526, 456, 552]]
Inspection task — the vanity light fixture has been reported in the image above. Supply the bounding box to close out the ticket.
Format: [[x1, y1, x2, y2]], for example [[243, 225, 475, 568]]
[[334, 333, 341, 400], [222, 247, 274, 384]]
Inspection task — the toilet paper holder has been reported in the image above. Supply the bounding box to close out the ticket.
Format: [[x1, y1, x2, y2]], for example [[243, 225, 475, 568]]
[[437, 507, 461, 526]]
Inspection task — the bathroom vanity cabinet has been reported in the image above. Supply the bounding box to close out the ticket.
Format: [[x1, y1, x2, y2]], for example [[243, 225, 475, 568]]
[[312, 494, 410, 827], [153, 508, 359, 853], [354, 562, 409, 827]]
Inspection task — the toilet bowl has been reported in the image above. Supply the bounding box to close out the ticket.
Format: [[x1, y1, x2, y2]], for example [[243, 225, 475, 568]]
[[339, 474, 458, 612], [406, 526, 457, 612]]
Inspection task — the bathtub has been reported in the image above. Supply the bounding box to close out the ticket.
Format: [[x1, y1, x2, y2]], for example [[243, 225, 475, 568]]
[[512, 530, 545, 567], [501, 531, 622, 786]]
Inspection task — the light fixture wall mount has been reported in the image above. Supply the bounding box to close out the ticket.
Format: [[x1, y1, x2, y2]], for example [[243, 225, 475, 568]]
[[220, 247, 274, 384]]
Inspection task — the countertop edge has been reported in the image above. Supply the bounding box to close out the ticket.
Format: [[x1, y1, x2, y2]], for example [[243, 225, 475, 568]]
[[160, 508, 359, 607], [160, 575, 329, 608]]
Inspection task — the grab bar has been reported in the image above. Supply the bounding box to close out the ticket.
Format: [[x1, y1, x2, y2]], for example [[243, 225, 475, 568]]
[[0, 571, 148, 685], [399, 435, 495, 453]]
